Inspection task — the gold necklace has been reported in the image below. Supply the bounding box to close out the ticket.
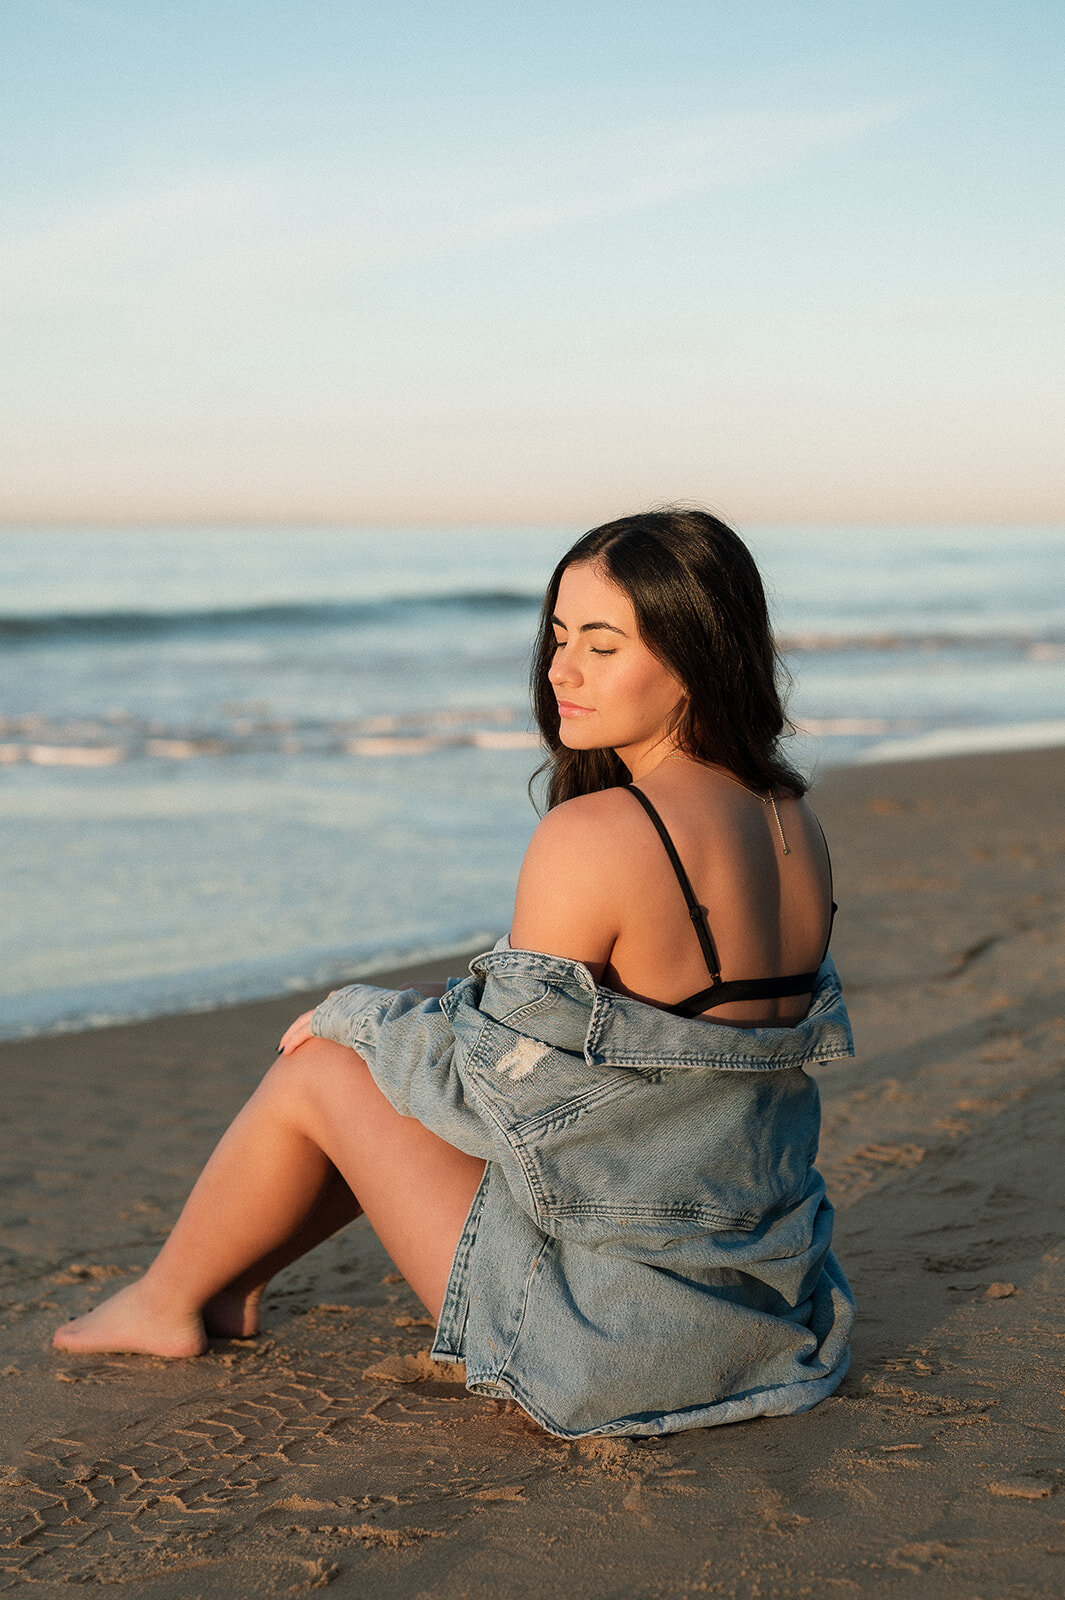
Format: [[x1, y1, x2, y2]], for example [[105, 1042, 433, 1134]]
[[660, 752, 791, 855], [711, 765, 791, 855]]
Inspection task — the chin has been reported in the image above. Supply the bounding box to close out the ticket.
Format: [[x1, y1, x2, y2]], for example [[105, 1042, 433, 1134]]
[[557, 726, 608, 752]]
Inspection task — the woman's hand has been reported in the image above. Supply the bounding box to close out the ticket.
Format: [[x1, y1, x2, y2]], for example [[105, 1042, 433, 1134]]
[[277, 1009, 319, 1056], [278, 984, 350, 1054], [276, 981, 441, 1056]]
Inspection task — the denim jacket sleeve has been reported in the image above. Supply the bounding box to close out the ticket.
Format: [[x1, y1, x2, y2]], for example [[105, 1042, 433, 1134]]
[[310, 982, 497, 1162]]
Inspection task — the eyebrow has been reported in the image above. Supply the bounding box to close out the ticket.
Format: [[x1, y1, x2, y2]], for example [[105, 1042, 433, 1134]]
[[551, 614, 628, 636]]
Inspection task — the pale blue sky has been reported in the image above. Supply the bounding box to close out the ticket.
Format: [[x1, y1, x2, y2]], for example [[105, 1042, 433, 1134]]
[[1, 1, 1062, 524]]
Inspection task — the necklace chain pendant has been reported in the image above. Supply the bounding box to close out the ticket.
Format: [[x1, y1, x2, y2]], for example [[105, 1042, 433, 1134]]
[[711, 763, 791, 856], [658, 754, 792, 856], [764, 792, 791, 855]]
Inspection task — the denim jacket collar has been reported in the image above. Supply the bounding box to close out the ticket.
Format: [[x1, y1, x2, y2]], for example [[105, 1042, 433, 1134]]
[[450, 946, 853, 1073]]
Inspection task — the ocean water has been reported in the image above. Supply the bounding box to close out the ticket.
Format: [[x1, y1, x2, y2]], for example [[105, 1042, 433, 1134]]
[[3, 524, 1063, 1038]]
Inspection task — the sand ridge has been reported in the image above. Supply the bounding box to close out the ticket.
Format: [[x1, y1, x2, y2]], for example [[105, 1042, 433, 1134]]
[[2, 747, 1064, 1596]]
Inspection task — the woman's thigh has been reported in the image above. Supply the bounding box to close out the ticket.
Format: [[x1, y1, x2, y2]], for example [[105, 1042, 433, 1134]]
[[289, 1037, 486, 1321]]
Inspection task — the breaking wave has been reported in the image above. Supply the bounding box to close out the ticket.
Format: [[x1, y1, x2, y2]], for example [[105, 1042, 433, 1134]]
[[0, 589, 541, 646]]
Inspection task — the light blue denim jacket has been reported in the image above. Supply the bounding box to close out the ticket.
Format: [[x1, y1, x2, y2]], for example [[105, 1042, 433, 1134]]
[[311, 944, 856, 1438]]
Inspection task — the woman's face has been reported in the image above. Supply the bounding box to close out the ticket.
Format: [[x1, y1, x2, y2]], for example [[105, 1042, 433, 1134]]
[[548, 561, 687, 778]]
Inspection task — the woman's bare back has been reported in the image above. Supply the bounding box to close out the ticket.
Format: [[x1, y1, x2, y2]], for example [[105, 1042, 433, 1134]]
[[510, 759, 833, 1028]]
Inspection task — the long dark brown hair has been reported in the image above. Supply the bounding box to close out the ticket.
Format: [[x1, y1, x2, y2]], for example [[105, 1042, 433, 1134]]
[[531, 508, 805, 810]]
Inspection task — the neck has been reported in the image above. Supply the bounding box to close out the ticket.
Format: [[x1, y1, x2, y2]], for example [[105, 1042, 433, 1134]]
[[623, 742, 689, 783]]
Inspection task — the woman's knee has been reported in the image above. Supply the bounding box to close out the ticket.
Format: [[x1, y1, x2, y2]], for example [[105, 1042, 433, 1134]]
[[261, 1036, 371, 1121]]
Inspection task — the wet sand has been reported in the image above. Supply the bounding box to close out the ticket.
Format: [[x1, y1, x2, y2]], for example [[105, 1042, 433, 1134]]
[[3, 745, 1064, 1597]]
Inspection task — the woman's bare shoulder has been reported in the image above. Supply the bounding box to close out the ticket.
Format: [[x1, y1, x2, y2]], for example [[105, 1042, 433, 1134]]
[[529, 786, 647, 842], [510, 788, 646, 967]]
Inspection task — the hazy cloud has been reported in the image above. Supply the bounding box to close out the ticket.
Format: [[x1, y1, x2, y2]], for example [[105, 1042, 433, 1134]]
[[0, 97, 914, 311]]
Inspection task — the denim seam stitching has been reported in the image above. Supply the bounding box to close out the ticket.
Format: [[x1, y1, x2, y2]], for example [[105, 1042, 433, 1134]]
[[490, 1234, 553, 1393], [506, 1075, 645, 1141], [587, 1044, 852, 1070], [459, 1023, 551, 1225], [431, 1167, 490, 1361]]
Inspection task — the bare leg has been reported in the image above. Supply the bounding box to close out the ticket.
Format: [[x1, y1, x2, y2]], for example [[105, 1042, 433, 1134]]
[[202, 1165, 361, 1338], [54, 1040, 486, 1357]]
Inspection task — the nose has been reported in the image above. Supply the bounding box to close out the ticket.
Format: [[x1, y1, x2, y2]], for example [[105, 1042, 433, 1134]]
[[549, 640, 582, 689]]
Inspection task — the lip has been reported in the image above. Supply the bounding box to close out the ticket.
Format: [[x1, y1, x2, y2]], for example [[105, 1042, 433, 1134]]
[[556, 699, 594, 718]]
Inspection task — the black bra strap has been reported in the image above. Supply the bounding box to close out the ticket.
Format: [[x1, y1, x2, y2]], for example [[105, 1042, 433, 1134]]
[[665, 971, 822, 1018], [628, 786, 720, 979], [627, 784, 837, 1017]]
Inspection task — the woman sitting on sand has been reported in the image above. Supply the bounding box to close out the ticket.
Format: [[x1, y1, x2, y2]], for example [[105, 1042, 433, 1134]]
[[55, 509, 855, 1439]]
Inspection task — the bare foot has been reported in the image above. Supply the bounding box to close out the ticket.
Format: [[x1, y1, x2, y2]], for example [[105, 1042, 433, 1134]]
[[202, 1285, 264, 1340], [53, 1279, 207, 1358]]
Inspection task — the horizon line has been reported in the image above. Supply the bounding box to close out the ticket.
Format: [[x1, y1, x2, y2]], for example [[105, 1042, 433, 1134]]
[[2, 514, 1063, 532]]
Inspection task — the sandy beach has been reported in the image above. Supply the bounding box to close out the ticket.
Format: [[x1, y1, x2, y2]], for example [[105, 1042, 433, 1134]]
[[3, 744, 1064, 1597]]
